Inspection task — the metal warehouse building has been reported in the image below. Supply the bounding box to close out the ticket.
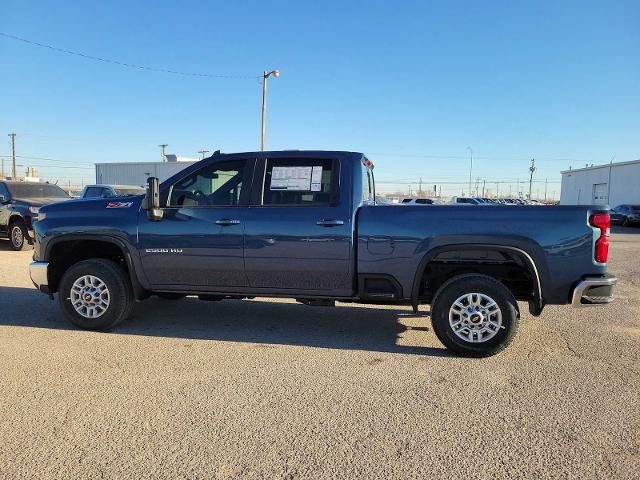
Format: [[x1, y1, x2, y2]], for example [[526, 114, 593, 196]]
[[560, 159, 640, 206], [95, 155, 197, 186]]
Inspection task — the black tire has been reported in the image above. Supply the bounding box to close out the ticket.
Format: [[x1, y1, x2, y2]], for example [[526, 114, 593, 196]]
[[622, 217, 629, 227], [58, 258, 134, 330], [430, 274, 519, 357], [156, 292, 186, 300], [8, 220, 32, 251]]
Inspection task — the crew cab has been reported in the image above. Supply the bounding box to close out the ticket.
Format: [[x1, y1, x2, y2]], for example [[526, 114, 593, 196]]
[[28, 151, 616, 356], [0, 180, 70, 250]]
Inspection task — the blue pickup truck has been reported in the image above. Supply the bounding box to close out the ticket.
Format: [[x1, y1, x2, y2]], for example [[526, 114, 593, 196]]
[[29, 151, 616, 356]]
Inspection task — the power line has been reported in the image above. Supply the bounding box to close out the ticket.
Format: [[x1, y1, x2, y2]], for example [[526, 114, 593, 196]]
[[0, 32, 260, 79], [0, 154, 95, 165]]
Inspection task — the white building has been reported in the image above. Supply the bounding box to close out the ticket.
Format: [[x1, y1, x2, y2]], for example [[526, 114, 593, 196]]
[[560, 159, 640, 206], [95, 155, 198, 186]]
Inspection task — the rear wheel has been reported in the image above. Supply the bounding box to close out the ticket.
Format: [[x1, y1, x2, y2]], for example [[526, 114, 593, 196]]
[[431, 274, 519, 357], [9, 220, 32, 251], [58, 259, 134, 330]]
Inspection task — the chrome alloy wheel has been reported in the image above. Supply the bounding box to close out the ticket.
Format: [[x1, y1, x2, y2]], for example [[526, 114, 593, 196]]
[[448, 292, 502, 343], [11, 225, 24, 248], [70, 275, 111, 319]]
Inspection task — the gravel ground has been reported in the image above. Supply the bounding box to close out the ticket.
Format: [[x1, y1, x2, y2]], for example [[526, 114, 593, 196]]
[[0, 228, 638, 479]]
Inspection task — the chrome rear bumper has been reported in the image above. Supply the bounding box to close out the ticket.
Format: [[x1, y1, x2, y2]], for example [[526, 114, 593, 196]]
[[571, 275, 617, 307]]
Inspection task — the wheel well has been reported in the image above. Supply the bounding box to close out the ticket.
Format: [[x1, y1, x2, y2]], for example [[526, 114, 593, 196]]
[[8, 214, 23, 226], [48, 240, 129, 293], [417, 248, 537, 303]]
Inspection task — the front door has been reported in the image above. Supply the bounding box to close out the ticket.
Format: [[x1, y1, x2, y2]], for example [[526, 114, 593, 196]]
[[137, 158, 252, 290], [243, 156, 353, 295]]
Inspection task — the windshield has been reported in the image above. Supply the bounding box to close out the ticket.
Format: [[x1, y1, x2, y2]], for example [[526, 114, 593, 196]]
[[115, 187, 145, 196], [8, 182, 69, 199]]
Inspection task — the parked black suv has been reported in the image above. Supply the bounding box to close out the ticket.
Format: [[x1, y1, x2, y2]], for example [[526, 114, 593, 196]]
[[0, 180, 70, 250]]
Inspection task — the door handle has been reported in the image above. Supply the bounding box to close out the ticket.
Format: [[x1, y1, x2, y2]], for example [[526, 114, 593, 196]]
[[215, 219, 241, 226], [316, 219, 344, 227]]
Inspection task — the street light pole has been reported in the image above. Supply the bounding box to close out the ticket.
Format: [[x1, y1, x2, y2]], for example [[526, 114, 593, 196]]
[[528, 158, 536, 200], [467, 146, 473, 197], [9, 133, 16, 179], [261, 69, 280, 151], [198, 150, 210, 159]]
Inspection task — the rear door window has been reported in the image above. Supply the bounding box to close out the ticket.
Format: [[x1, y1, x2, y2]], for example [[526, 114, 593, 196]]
[[262, 158, 335, 206]]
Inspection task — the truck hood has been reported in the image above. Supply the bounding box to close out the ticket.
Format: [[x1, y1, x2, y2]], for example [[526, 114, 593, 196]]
[[40, 195, 144, 217]]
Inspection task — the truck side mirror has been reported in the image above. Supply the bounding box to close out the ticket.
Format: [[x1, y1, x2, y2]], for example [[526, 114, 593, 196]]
[[144, 177, 163, 221]]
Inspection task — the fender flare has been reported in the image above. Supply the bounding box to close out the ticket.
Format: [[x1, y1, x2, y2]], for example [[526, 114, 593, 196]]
[[8, 212, 25, 225], [45, 233, 148, 300], [410, 244, 544, 315]]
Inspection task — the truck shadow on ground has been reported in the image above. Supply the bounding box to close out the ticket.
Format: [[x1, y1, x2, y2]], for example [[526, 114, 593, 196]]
[[0, 286, 450, 357]]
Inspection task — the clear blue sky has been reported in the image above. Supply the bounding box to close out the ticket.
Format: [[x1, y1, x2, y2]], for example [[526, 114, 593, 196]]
[[1, 0, 639, 197]]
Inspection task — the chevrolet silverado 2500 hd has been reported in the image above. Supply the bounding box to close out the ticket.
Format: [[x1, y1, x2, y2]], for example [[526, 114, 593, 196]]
[[29, 151, 616, 356]]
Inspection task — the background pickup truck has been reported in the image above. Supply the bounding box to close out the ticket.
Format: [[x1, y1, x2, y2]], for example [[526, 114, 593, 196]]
[[29, 151, 616, 356], [0, 180, 70, 250]]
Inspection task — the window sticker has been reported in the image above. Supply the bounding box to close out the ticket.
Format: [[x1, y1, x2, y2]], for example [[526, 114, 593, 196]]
[[270, 166, 313, 191], [310, 166, 323, 192]]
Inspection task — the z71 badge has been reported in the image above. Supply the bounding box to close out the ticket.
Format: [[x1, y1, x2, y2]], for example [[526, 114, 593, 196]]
[[106, 202, 133, 209]]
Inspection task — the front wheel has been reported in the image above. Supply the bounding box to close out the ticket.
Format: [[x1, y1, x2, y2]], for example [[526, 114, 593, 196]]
[[9, 220, 32, 251], [58, 258, 134, 330], [430, 274, 519, 357]]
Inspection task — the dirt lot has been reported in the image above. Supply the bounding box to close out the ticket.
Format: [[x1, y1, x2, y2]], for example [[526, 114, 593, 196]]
[[0, 228, 638, 479]]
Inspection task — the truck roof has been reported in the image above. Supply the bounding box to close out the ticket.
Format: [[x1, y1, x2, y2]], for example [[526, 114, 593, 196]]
[[207, 150, 365, 159]]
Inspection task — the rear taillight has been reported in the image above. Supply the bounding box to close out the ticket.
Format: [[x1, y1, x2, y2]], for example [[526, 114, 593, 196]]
[[590, 213, 610, 263]]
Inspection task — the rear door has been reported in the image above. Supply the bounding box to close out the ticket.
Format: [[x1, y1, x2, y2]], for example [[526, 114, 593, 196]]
[[243, 155, 354, 295], [137, 157, 253, 290]]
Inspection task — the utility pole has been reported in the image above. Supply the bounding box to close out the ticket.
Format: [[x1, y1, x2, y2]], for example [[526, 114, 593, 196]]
[[198, 150, 210, 159], [544, 178, 548, 202], [418, 177, 423, 196], [467, 146, 473, 197], [482, 179, 486, 197], [158, 144, 168, 162], [528, 158, 536, 200], [261, 69, 280, 151], [475, 176, 480, 196], [9, 133, 16, 179]]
